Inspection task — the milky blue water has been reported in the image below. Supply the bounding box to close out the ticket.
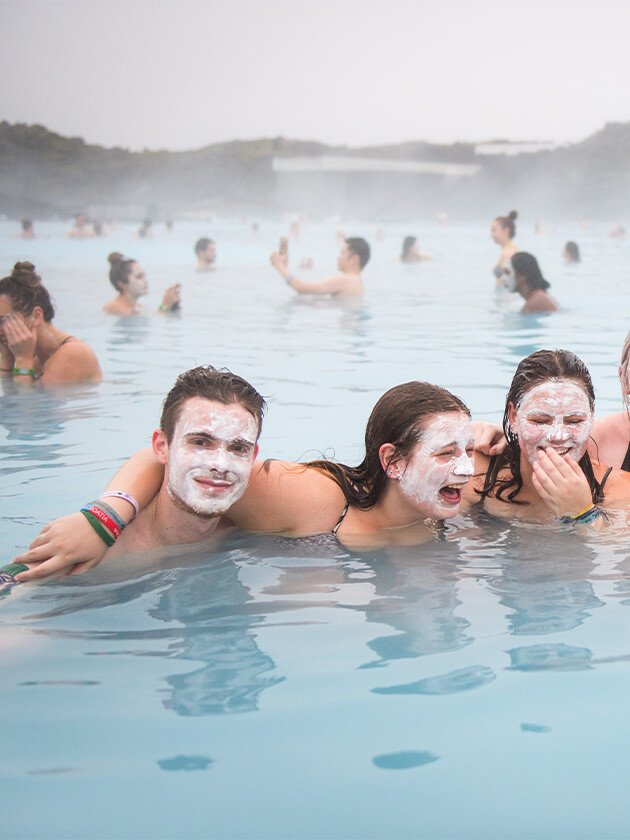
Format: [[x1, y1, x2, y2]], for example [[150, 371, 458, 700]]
[[1, 218, 630, 839]]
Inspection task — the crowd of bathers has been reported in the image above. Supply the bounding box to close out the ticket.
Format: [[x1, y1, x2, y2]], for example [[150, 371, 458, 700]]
[[3, 212, 630, 584]]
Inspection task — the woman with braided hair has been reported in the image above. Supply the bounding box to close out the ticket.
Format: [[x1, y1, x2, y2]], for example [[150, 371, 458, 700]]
[[0, 261, 101, 383]]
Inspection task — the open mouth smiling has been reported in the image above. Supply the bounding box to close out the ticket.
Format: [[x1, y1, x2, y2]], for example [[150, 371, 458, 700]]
[[439, 482, 468, 504]]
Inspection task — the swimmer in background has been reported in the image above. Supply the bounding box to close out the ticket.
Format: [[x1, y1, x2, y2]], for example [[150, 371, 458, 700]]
[[503, 252, 558, 313], [400, 236, 432, 263], [104, 252, 181, 315], [67, 212, 94, 238], [0, 261, 101, 383], [138, 218, 152, 238], [491, 210, 518, 285], [195, 238, 216, 271], [609, 224, 626, 239], [270, 237, 369, 297], [563, 241, 580, 263], [15, 219, 35, 239]]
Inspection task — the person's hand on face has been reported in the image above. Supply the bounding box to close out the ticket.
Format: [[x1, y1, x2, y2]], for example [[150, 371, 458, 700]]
[[2, 312, 37, 361]]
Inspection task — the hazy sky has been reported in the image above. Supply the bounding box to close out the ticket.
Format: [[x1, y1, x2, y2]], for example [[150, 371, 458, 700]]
[[3, 0, 630, 151]]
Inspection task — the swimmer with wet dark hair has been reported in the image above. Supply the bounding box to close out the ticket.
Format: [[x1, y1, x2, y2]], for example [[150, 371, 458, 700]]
[[195, 238, 216, 271], [270, 237, 369, 297], [504, 252, 558, 313], [491, 210, 518, 284], [400, 236, 432, 263], [16, 219, 35, 239], [67, 212, 94, 238], [564, 242, 580, 263], [104, 252, 181, 315], [0, 261, 101, 383]]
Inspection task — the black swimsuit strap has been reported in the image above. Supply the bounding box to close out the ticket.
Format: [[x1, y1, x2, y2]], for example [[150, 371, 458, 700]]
[[332, 503, 349, 535], [621, 442, 630, 473], [600, 466, 613, 492]]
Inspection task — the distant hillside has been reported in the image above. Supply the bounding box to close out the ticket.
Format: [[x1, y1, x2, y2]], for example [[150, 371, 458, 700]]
[[1, 121, 629, 220]]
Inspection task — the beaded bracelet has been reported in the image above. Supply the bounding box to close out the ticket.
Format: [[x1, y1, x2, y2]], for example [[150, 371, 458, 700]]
[[159, 304, 171, 312], [101, 491, 139, 519], [80, 509, 116, 547], [558, 504, 601, 526], [13, 367, 36, 378]]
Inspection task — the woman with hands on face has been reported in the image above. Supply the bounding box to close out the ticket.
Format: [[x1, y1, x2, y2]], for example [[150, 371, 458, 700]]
[[0, 261, 102, 384], [466, 350, 630, 524], [104, 252, 181, 315]]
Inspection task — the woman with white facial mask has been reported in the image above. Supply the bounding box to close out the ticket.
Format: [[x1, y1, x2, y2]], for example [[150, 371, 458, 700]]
[[235, 381, 476, 547], [469, 350, 630, 524], [104, 252, 181, 315]]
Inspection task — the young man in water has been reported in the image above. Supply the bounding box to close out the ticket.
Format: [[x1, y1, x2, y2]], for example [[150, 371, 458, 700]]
[[13, 366, 265, 577], [270, 237, 369, 297], [195, 237, 216, 271]]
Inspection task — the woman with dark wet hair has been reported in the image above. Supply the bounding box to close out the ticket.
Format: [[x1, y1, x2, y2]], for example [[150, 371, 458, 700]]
[[0, 261, 101, 383], [104, 252, 181, 315], [400, 236, 432, 263], [469, 350, 629, 523], [505, 252, 558, 313], [563, 241, 580, 263]]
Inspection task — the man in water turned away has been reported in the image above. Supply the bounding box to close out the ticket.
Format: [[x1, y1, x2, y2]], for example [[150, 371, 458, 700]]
[[270, 237, 369, 297], [195, 237, 216, 271], [13, 366, 265, 577]]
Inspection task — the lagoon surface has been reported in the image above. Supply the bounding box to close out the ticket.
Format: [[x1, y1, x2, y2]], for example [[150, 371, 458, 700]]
[[2, 218, 630, 839]]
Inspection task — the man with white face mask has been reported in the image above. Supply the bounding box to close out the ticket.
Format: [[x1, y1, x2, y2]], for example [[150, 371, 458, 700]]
[[9, 367, 265, 577], [101, 366, 265, 557]]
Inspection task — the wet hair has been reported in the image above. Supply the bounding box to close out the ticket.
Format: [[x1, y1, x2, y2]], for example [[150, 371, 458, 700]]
[[565, 241, 580, 262], [479, 349, 603, 505], [108, 252, 136, 291], [620, 329, 630, 410], [401, 236, 417, 261], [305, 381, 471, 510], [195, 237, 214, 256], [511, 252, 550, 291], [21, 219, 33, 232], [160, 365, 266, 444], [345, 237, 371, 270], [494, 210, 518, 239], [0, 261, 55, 321]]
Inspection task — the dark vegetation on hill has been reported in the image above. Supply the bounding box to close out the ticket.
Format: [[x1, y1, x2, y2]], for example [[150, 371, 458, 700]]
[[1, 121, 628, 220]]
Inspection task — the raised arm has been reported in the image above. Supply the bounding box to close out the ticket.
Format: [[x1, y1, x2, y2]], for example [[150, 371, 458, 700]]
[[14, 448, 164, 580], [270, 251, 347, 296]]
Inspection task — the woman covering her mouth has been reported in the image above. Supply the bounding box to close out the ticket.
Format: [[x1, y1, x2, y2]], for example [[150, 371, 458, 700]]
[[468, 349, 630, 523]]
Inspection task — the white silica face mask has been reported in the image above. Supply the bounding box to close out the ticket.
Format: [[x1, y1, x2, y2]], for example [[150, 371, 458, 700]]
[[166, 398, 258, 517], [502, 259, 516, 292], [511, 380, 593, 465], [398, 413, 475, 520]]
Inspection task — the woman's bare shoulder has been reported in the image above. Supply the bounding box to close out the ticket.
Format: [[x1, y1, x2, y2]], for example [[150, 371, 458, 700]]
[[229, 459, 346, 534]]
